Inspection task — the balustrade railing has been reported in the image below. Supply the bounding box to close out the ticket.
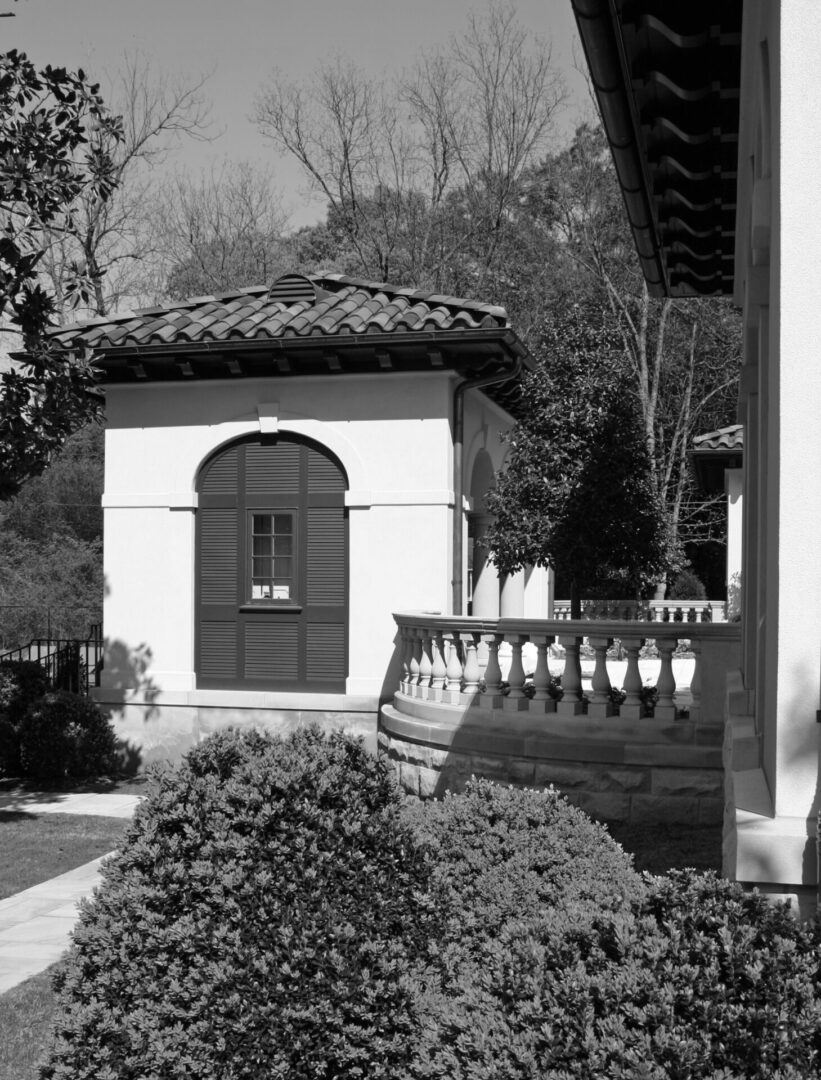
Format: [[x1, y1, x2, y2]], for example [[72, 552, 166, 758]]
[[394, 613, 740, 728], [552, 599, 725, 623]]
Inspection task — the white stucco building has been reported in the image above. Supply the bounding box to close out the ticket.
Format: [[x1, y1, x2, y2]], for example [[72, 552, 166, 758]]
[[573, 0, 821, 899], [51, 272, 545, 762]]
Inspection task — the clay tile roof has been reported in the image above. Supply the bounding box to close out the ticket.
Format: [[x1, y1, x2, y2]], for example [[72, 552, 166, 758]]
[[692, 425, 744, 451], [46, 273, 510, 353]]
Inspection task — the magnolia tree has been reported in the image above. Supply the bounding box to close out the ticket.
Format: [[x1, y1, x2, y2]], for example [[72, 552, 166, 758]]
[[0, 50, 121, 499], [486, 311, 675, 619]]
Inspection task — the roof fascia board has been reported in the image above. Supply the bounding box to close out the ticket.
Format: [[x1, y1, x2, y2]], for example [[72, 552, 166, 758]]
[[57, 327, 530, 365], [572, 0, 670, 295]]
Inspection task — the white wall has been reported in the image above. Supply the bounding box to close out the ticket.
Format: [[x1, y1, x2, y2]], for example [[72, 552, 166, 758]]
[[101, 370, 518, 708], [728, 0, 821, 888]]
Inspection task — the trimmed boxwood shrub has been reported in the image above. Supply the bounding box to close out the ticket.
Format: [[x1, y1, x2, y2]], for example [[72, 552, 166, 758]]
[[41, 753, 821, 1080], [405, 779, 643, 955], [0, 659, 51, 725], [42, 726, 438, 1080], [18, 691, 116, 780], [414, 868, 821, 1079]]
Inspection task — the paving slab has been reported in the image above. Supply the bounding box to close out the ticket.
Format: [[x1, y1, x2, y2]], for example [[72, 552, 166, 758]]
[[0, 791, 141, 995], [0, 792, 142, 818], [0, 855, 110, 994]]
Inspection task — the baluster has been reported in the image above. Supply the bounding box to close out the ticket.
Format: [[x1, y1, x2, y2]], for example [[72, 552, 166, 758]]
[[655, 637, 677, 720], [503, 634, 529, 710], [482, 632, 504, 706], [418, 631, 433, 698], [557, 634, 584, 716], [531, 634, 555, 711], [620, 634, 645, 720], [588, 635, 615, 718], [461, 631, 481, 695], [688, 638, 702, 724], [409, 631, 422, 695], [430, 631, 447, 691], [400, 627, 412, 692], [444, 631, 464, 696]]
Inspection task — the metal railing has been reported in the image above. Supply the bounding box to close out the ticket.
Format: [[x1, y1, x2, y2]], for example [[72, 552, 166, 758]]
[[0, 624, 103, 696]]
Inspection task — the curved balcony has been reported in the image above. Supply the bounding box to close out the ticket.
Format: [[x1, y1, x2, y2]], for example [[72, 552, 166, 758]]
[[380, 613, 742, 825]]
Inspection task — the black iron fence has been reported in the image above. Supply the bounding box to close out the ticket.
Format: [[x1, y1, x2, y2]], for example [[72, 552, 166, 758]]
[[0, 623, 103, 696]]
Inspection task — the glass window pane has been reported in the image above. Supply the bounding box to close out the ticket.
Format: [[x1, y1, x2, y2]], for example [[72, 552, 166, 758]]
[[252, 557, 271, 579], [273, 513, 292, 535], [253, 536, 273, 557], [252, 513, 271, 534], [273, 557, 293, 581], [274, 535, 293, 556]]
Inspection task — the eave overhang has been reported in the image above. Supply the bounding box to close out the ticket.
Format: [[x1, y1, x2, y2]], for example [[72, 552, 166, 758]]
[[571, 0, 743, 297], [48, 326, 533, 418]]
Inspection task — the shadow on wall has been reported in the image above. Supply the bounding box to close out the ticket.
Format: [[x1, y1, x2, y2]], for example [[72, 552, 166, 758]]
[[101, 639, 161, 776]]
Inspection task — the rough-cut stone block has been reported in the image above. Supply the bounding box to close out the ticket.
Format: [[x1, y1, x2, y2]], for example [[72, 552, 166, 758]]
[[652, 767, 723, 798], [596, 768, 649, 793], [630, 794, 700, 825], [508, 758, 536, 786], [533, 762, 591, 790], [399, 742, 451, 770], [438, 764, 469, 794], [398, 761, 420, 796], [417, 765, 441, 799], [470, 754, 510, 780]]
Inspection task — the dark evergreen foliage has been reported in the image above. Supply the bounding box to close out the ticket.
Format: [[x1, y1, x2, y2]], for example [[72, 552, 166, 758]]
[[486, 310, 676, 614], [18, 691, 115, 780]]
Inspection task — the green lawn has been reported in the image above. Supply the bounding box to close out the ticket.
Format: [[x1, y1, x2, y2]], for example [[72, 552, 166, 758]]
[[0, 812, 131, 900], [0, 968, 58, 1080], [0, 806, 136, 1080]]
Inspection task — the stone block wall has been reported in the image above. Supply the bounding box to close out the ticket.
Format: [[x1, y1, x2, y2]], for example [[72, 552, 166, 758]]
[[379, 703, 724, 826]]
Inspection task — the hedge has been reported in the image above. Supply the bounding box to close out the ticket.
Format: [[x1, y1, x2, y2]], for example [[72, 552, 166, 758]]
[[42, 726, 437, 1080], [41, 733, 821, 1080], [18, 691, 116, 780]]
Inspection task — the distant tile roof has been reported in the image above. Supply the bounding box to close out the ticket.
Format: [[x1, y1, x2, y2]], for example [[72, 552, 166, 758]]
[[692, 425, 744, 452], [690, 425, 743, 495], [49, 272, 509, 352]]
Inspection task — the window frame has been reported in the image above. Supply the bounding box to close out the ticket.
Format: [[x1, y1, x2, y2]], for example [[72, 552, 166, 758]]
[[244, 507, 300, 608]]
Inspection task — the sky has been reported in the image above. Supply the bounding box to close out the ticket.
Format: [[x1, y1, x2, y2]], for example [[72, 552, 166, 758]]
[[6, 0, 591, 227]]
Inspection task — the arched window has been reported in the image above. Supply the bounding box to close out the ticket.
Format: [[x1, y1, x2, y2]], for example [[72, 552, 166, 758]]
[[196, 435, 348, 691]]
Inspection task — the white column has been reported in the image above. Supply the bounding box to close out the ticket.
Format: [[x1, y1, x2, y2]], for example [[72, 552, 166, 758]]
[[469, 512, 500, 618], [500, 570, 525, 618], [726, 468, 743, 619]]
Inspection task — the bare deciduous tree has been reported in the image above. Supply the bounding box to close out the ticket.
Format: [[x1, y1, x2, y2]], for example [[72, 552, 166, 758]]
[[42, 51, 213, 316], [254, 2, 565, 290], [152, 161, 291, 299]]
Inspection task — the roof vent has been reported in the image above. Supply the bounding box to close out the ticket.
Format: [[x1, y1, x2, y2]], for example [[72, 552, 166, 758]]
[[267, 272, 330, 305]]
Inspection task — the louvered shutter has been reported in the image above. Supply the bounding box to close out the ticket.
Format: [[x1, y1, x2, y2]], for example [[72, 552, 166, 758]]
[[196, 436, 347, 691]]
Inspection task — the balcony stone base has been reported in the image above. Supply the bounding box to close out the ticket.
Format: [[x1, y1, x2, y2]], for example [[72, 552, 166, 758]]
[[380, 697, 724, 825]]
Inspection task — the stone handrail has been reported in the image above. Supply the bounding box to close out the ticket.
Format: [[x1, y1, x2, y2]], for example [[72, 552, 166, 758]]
[[393, 612, 741, 729], [552, 599, 726, 623]]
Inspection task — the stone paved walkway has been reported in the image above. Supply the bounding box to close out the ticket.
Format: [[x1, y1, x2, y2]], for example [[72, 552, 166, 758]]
[[0, 793, 141, 994]]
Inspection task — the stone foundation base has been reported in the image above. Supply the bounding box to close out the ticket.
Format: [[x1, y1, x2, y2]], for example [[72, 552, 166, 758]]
[[379, 699, 724, 825], [92, 688, 379, 770]]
